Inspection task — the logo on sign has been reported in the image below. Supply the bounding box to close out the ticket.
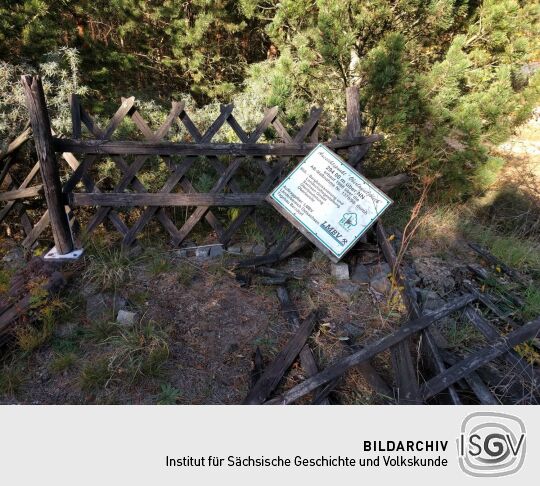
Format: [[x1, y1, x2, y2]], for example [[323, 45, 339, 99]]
[[457, 412, 526, 477], [339, 212, 357, 231]]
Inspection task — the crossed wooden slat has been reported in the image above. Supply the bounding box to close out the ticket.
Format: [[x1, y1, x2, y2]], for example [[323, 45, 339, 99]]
[[121, 103, 235, 247], [54, 98, 322, 249], [17, 97, 138, 248], [219, 107, 322, 245], [172, 104, 280, 246], [79, 99, 185, 239]]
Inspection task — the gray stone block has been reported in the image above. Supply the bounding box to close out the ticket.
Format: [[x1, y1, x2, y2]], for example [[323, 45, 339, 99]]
[[331, 262, 350, 280]]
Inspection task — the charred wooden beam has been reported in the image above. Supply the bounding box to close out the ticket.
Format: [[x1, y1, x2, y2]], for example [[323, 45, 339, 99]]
[[21, 75, 74, 254], [244, 310, 320, 404], [468, 242, 529, 285], [266, 293, 475, 404], [69, 192, 267, 207], [421, 316, 540, 400], [52, 135, 381, 157]]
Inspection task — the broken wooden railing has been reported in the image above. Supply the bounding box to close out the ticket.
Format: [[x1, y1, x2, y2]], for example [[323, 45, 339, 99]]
[[3, 76, 412, 256], [253, 292, 540, 405]]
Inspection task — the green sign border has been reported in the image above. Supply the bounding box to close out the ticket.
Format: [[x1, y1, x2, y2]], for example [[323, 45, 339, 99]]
[[269, 143, 393, 259]]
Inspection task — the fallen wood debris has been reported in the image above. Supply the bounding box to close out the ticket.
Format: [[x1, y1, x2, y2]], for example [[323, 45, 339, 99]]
[[266, 293, 475, 405], [244, 310, 320, 404], [275, 286, 329, 404], [468, 242, 529, 285], [421, 317, 540, 400]]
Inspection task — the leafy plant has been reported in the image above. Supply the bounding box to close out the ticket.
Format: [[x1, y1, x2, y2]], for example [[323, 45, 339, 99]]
[[156, 383, 181, 405]]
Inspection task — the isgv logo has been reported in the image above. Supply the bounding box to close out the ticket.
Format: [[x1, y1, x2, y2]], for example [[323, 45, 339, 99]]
[[457, 412, 526, 477]]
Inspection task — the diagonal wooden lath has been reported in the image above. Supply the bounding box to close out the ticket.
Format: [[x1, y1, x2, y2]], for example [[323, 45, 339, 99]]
[[121, 104, 235, 247], [83, 100, 186, 237], [20, 97, 137, 248], [219, 107, 322, 245], [171, 104, 279, 246]]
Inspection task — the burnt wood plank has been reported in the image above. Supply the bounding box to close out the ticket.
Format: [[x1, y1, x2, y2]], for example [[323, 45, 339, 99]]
[[375, 222, 423, 404], [464, 306, 539, 385], [463, 281, 519, 327], [438, 349, 499, 405], [468, 242, 529, 285], [276, 286, 329, 404], [266, 293, 476, 405], [21, 75, 73, 254], [70, 94, 81, 139], [71, 192, 267, 206], [0, 185, 43, 201], [244, 310, 320, 404], [52, 135, 381, 156], [345, 86, 371, 169], [421, 316, 540, 400]]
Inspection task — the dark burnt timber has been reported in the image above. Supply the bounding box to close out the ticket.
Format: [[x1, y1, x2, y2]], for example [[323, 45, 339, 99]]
[[463, 306, 539, 386], [244, 310, 320, 404], [375, 222, 465, 405], [53, 135, 381, 157], [438, 349, 499, 405], [468, 242, 529, 285], [376, 222, 422, 404], [266, 293, 476, 405], [21, 75, 74, 255], [276, 286, 330, 404], [70, 193, 267, 207], [421, 316, 540, 400]]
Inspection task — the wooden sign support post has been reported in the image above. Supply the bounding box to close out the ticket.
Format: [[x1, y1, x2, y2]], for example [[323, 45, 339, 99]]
[[21, 75, 76, 257]]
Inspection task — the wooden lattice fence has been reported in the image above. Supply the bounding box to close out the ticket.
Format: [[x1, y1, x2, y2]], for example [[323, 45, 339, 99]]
[[2, 77, 396, 253]]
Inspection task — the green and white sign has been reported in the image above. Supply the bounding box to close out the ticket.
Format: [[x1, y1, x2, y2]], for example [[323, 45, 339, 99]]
[[267, 144, 392, 262]]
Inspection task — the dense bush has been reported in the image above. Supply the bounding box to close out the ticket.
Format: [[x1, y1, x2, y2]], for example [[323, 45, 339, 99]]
[[1, 0, 539, 199]]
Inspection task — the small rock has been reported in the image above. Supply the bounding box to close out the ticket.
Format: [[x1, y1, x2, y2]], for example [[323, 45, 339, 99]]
[[195, 246, 210, 259], [341, 322, 365, 340], [368, 262, 391, 278], [252, 244, 266, 256], [417, 289, 445, 313], [351, 263, 370, 284], [331, 262, 350, 280], [116, 309, 137, 326], [333, 281, 360, 301], [209, 245, 224, 258], [414, 257, 456, 292], [369, 271, 391, 294], [226, 245, 242, 254]]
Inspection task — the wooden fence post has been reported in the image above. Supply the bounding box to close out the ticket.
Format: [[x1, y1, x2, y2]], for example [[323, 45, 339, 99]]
[[345, 86, 369, 170], [21, 75, 74, 255]]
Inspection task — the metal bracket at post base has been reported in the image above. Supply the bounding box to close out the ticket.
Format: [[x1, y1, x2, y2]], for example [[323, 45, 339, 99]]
[[44, 246, 84, 261]]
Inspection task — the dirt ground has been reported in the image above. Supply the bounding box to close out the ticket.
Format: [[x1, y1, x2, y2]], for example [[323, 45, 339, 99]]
[[0, 243, 400, 405]]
